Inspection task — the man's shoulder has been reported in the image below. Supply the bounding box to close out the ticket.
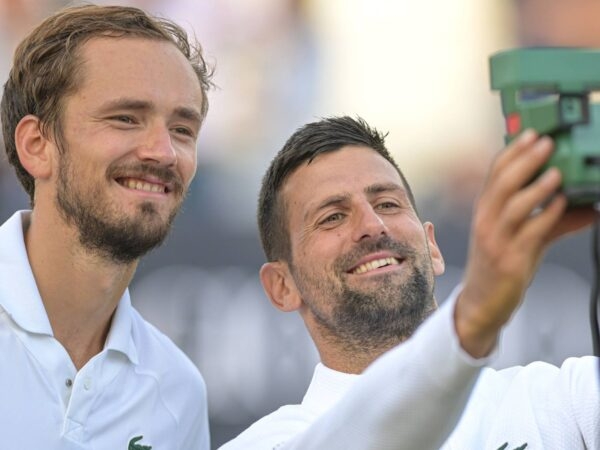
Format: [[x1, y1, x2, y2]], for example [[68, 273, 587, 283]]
[[122, 308, 209, 447], [481, 355, 598, 380], [129, 308, 205, 388], [474, 355, 599, 402], [448, 356, 600, 448]]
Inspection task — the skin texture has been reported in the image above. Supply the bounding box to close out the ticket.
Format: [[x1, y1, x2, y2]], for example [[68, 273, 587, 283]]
[[260, 145, 444, 373], [261, 132, 598, 373], [52, 38, 202, 264], [15, 37, 204, 369]]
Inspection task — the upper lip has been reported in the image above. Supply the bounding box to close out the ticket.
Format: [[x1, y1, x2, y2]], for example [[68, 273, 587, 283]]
[[346, 251, 404, 274]]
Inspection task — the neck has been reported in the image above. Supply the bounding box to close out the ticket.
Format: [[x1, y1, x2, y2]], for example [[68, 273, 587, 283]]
[[24, 208, 137, 370], [317, 334, 401, 374]]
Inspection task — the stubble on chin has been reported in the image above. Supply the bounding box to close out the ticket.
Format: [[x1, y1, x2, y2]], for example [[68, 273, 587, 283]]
[[56, 161, 184, 264], [298, 236, 437, 353]]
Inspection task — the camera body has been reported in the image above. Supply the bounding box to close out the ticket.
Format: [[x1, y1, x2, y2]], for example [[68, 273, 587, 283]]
[[490, 48, 600, 205]]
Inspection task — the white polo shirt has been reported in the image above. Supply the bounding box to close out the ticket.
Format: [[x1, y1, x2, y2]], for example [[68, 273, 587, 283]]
[[0, 211, 210, 449]]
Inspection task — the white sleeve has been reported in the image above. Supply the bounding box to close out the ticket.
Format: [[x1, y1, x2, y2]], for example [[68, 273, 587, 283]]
[[222, 288, 490, 450]]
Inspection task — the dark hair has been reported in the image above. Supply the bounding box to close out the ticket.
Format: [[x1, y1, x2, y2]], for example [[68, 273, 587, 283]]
[[258, 116, 417, 262], [1, 4, 213, 204]]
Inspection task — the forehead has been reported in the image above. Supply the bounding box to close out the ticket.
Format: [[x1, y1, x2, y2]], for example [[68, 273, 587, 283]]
[[282, 145, 408, 216], [73, 36, 203, 110]]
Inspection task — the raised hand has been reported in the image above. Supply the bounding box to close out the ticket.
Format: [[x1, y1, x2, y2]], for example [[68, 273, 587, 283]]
[[455, 130, 597, 357]]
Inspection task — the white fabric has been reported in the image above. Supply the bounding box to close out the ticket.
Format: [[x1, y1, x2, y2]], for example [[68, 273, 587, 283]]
[[220, 290, 488, 450], [221, 288, 600, 450], [447, 358, 599, 449], [0, 211, 210, 449]]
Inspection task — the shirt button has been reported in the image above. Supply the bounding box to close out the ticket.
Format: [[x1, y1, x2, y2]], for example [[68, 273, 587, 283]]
[[83, 377, 92, 390], [65, 378, 73, 388]]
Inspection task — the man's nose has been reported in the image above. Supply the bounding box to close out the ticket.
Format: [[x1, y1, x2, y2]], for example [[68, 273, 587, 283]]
[[136, 124, 177, 166], [352, 205, 388, 241]]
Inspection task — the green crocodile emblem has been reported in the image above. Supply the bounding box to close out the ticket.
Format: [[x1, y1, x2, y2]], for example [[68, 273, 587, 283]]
[[128, 435, 152, 450]]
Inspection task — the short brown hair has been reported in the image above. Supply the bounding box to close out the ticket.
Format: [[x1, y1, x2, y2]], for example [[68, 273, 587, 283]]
[[1, 4, 213, 204]]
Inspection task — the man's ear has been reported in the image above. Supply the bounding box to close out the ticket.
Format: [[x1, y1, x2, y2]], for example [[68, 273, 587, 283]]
[[424, 221, 445, 276], [14, 115, 54, 180], [259, 261, 302, 312]]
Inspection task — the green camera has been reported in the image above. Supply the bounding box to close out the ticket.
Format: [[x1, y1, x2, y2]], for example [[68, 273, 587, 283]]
[[489, 48, 600, 206]]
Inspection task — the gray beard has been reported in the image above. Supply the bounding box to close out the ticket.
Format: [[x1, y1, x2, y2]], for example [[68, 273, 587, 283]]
[[294, 235, 437, 354], [325, 267, 436, 353]]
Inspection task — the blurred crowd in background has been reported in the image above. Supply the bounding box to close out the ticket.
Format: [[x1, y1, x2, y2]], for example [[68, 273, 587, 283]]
[[0, 0, 598, 447]]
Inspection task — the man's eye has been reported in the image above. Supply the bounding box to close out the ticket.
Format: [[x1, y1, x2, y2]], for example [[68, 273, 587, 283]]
[[111, 115, 135, 124], [321, 212, 344, 224], [376, 202, 400, 210], [173, 126, 194, 137]]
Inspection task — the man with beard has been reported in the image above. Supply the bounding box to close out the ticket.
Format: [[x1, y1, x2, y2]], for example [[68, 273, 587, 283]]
[[0, 5, 212, 449], [221, 116, 600, 449]]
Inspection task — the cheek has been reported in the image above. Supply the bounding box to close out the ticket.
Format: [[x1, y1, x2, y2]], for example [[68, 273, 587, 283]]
[[178, 150, 197, 185], [297, 238, 343, 275], [390, 218, 426, 241]]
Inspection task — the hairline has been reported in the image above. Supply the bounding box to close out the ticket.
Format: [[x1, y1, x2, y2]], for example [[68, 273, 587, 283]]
[[275, 144, 418, 263]]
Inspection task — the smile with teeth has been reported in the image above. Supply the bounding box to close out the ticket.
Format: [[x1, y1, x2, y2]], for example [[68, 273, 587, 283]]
[[351, 257, 400, 274], [118, 177, 167, 194]]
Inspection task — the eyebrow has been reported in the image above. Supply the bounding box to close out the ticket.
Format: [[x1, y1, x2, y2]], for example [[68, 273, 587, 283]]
[[304, 182, 408, 222], [364, 182, 405, 196], [97, 98, 152, 114], [97, 98, 203, 124], [304, 193, 351, 222], [173, 106, 203, 124]]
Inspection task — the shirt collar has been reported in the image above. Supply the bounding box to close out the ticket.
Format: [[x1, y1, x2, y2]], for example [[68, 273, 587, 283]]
[[302, 362, 359, 413], [0, 210, 139, 364], [104, 289, 139, 364], [0, 211, 53, 335]]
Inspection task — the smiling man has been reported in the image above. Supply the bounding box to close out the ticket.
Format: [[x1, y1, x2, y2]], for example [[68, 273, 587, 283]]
[[268, 140, 443, 374], [221, 116, 600, 449], [0, 5, 212, 449]]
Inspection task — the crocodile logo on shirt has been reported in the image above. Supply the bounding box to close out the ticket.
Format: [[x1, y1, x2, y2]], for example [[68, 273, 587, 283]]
[[129, 435, 152, 450], [497, 443, 528, 450]]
